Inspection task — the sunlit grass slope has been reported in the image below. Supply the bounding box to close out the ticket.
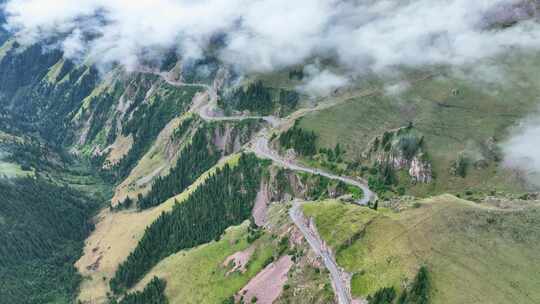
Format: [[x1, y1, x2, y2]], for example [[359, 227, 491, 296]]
[[304, 196, 540, 303], [133, 221, 276, 304], [299, 52, 540, 196]]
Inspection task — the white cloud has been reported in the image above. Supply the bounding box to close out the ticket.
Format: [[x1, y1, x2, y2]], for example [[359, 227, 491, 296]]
[[2, 0, 540, 74], [5, 0, 540, 185], [502, 115, 540, 188], [384, 81, 411, 97], [329, 0, 540, 72], [297, 64, 349, 96]]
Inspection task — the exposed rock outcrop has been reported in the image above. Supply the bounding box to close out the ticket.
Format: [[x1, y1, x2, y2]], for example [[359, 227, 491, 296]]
[[265, 166, 349, 203], [409, 154, 432, 183], [212, 121, 260, 155], [369, 126, 432, 183]]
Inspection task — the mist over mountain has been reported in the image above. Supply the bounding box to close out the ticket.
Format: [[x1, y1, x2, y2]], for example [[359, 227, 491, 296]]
[[4, 0, 540, 73], [1, 2, 540, 304], [6, 0, 540, 181], [503, 112, 540, 188]]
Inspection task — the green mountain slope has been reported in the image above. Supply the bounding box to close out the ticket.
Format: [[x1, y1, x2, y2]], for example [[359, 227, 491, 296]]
[[0, 22, 539, 304], [298, 52, 540, 197], [304, 196, 540, 303], [0, 178, 99, 304]]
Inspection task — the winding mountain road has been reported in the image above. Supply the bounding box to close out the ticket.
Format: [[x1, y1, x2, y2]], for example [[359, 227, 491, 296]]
[[289, 202, 355, 304], [155, 70, 377, 205], [147, 68, 375, 304], [249, 134, 375, 206]]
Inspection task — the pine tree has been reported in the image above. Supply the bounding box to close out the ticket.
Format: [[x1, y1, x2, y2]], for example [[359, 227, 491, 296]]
[[117, 277, 168, 304], [110, 153, 265, 292]]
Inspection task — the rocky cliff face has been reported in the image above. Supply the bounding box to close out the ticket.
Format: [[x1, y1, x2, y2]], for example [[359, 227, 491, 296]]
[[369, 126, 433, 183], [265, 166, 350, 203], [212, 120, 260, 155], [409, 154, 432, 183]]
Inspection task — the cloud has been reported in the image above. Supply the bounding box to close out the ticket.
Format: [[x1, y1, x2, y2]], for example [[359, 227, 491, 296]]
[[5, 0, 540, 186], [384, 81, 411, 97], [329, 0, 540, 72], [297, 64, 349, 96], [502, 115, 540, 188], [2, 0, 540, 74]]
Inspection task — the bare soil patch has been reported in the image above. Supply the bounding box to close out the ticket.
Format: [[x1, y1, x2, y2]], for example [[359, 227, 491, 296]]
[[237, 255, 293, 304], [223, 245, 255, 276]]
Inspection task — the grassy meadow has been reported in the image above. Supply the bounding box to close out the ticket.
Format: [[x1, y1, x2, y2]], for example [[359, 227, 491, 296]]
[[303, 196, 540, 303]]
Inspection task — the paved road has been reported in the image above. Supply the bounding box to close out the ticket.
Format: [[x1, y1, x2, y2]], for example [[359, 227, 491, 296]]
[[151, 66, 376, 196], [289, 202, 353, 304], [249, 135, 375, 206], [150, 69, 280, 125], [146, 67, 375, 304]]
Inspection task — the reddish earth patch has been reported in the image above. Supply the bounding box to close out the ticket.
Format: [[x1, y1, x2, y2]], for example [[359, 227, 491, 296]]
[[237, 255, 293, 304], [252, 182, 270, 227], [288, 225, 304, 247], [223, 245, 255, 276]]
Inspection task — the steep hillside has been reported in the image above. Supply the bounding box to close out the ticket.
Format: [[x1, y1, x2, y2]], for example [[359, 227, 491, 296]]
[[131, 201, 335, 304], [0, 178, 98, 304], [303, 196, 540, 303], [0, 6, 539, 304], [0, 124, 109, 304], [298, 52, 540, 197], [76, 154, 244, 303]]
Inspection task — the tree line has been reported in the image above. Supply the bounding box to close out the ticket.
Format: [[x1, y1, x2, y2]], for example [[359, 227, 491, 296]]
[[0, 177, 98, 304], [136, 125, 221, 209], [111, 84, 200, 181], [110, 277, 168, 304], [279, 121, 317, 156], [0, 43, 100, 145], [221, 80, 299, 115], [110, 153, 264, 293], [368, 266, 430, 304]]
